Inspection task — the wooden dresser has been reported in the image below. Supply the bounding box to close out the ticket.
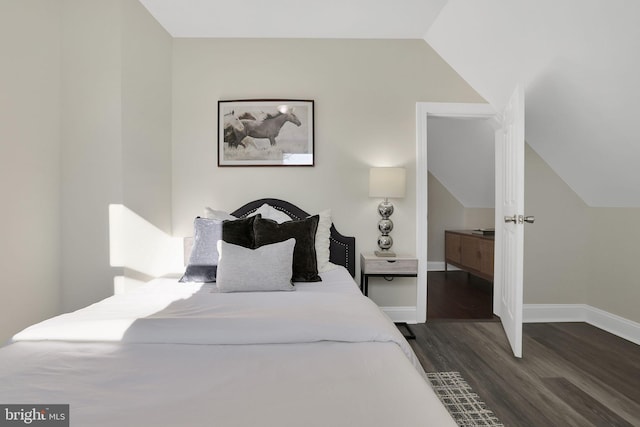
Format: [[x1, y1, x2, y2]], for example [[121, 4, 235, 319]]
[[444, 230, 494, 281]]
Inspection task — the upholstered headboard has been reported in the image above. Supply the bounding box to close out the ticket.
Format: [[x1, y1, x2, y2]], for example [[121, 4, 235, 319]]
[[231, 199, 356, 277], [184, 199, 356, 277]]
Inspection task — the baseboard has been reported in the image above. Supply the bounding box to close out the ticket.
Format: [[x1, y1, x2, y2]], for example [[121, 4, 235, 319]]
[[381, 306, 417, 324], [524, 304, 640, 345], [381, 303, 639, 345], [427, 261, 460, 272]]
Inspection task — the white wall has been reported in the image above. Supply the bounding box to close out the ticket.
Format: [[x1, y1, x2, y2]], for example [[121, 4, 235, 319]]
[[60, 0, 124, 312], [172, 38, 484, 307], [60, 0, 172, 312], [0, 0, 62, 343], [122, 0, 173, 234]]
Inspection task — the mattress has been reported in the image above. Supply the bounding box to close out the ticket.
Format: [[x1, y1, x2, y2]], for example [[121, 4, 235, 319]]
[[0, 267, 455, 426]]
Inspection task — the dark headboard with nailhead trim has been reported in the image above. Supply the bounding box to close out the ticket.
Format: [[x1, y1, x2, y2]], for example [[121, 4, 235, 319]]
[[231, 198, 356, 277]]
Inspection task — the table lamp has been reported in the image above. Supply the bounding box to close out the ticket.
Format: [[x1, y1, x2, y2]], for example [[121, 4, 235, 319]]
[[369, 167, 406, 257]]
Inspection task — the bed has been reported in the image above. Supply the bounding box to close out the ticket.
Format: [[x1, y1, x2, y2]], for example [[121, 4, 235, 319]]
[[0, 199, 455, 427]]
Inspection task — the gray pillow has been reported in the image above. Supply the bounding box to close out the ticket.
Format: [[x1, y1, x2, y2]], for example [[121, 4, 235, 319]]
[[216, 238, 296, 292], [179, 217, 222, 283]]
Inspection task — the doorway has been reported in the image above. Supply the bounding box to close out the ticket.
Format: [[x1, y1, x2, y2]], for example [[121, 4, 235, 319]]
[[414, 102, 497, 324], [427, 116, 496, 320], [417, 90, 527, 358]]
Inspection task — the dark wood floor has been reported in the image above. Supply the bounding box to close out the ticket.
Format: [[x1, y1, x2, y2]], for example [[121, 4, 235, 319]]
[[409, 321, 640, 426], [428, 270, 497, 320]]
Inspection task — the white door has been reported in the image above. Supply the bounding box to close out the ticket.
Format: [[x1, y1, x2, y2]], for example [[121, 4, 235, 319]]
[[494, 86, 526, 358]]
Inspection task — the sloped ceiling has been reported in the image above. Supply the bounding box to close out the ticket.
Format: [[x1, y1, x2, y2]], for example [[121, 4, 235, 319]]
[[428, 118, 495, 208], [426, 0, 640, 207], [139, 0, 638, 207], [138, 0, 447, 38]]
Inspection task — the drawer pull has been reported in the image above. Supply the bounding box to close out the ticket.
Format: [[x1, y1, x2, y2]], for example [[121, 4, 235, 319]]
[[386, 260, 397, 263]]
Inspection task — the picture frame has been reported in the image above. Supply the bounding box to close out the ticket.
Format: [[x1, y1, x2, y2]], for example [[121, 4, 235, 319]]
[[218, 99, 314, 167]]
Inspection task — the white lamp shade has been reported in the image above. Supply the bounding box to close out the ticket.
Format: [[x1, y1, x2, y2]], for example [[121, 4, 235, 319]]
[[369, 167, 406, 198]]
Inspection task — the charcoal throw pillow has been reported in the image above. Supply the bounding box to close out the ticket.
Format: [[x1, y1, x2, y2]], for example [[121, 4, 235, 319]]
[[253, 215, 321, 282], [179, 264, 217, 283], [222, 215, 259, 248]]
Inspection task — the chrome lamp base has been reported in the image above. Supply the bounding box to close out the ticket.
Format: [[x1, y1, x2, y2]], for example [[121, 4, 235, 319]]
[[376, 198, 396, 257]]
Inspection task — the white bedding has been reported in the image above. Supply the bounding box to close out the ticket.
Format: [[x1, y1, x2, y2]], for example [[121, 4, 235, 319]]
[[0, 267, 456, 426]]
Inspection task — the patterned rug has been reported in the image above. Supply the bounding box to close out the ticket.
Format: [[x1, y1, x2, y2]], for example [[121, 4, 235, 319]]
[[426, 371, 504, 427]]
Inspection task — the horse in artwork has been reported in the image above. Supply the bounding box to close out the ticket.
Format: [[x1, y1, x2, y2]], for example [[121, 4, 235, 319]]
[[238, 109, 302, 146], [223, 110, 246, 148], [238, 111, 267, 121], [224, 110, 244, 132]]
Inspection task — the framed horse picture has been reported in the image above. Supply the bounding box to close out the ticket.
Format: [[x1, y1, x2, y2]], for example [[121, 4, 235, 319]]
[[218, 99, 314, 167]]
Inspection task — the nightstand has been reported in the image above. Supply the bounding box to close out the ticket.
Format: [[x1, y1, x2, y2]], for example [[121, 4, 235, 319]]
[[360, 253, 418, 296], [360, 253, 419, 340]]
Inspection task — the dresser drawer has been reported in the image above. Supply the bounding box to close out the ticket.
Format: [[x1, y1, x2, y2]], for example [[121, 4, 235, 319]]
[[361, 255, 418, 275], [444, 230, 494, 281]]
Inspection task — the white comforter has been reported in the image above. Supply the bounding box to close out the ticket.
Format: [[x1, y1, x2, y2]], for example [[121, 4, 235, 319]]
[[1, 268, 456, 427]]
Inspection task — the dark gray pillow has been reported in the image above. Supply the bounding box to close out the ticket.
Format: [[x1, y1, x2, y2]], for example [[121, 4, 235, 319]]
[[222, 215, 259, 248], [253, 215, 321, 282], [179, 264, 217, 283], [179, 217, 223, 283]]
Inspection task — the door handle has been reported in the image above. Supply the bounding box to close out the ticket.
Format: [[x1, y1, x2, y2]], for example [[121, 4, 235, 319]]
[[504, 215, 517, 223], [504, 215, 535, 224]]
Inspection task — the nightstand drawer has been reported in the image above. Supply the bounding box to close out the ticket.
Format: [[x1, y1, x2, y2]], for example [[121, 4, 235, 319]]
[[360, 254, 418, 275]]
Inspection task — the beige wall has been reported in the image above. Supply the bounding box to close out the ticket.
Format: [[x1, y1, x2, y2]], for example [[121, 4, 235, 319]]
[[0, 0, 62, 343], [172, 38, 484, 307], [428, 173, 464, 262], [4, 2, 635, 340], [60, 0, 172, 312], [464, 208, 494, 230], [524, 144, 590, 304], [430, 142, 595, 308], [524, 144, 640, 323], [427, 173, 493, 263], [428, 141, 639, 325], [588, 209, 640, 323]]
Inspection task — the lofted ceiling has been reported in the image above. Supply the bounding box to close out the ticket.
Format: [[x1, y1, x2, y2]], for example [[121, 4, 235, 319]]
[[139, 0, 639, 207], [138, 0, 447, 39], [428, 118, 495, 208], [426, 0, 640, 207]]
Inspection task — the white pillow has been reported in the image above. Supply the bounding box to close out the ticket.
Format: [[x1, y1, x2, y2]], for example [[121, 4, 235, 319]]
[[248, 203, 292, 224], [315, 209, 336, 273], [216, 238, 295, 292], [203, 207, 236, 221]]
